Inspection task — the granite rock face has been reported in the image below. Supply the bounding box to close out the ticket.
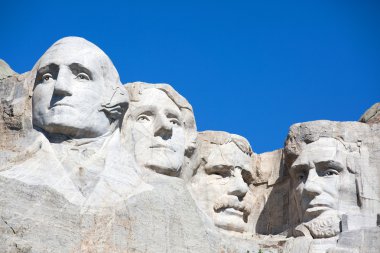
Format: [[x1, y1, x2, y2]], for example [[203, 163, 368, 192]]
[[360, 102, 380, 124], [1, 37, 379, 253]]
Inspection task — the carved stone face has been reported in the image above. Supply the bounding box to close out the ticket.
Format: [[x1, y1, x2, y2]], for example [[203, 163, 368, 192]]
[[32, 40, 111, 138], [289, 138, 357, 225], [191, 142, 251, 233], [127, 88, 186, 175]]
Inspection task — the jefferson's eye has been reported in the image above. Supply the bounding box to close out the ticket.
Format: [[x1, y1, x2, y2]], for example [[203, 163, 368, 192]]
[[137, 115, 150, 122], [42, 73, 53, 82], [76, 73, 90, 80]]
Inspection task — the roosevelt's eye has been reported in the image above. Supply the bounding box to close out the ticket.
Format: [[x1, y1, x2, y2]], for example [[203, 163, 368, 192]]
[[137, 115, 150, 122], [76, 73, 90, 80], [42, 73, 53, 82], [210, 170, 231, 178], [206, 166, 232, 178]]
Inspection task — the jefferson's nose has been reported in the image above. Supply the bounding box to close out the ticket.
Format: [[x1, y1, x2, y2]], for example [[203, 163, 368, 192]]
[[53, 69, 73, 96], [154, 114, 173, 140], [228, 169, 249, 198], [303, 169, 322, 197]]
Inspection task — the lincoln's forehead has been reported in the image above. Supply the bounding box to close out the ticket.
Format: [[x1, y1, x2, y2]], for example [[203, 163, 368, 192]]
[[293, 138, 347, 166]]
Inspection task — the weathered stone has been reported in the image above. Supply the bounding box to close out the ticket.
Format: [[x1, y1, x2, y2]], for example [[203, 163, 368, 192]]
[[359, 102, 380, 124], [1, 37, 379, 252], [0, 59, 17, 79]]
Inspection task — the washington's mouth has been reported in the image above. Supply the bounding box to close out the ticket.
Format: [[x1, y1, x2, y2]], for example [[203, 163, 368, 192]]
[[49, 103, 74, 109], [149, 144, 176, 152]]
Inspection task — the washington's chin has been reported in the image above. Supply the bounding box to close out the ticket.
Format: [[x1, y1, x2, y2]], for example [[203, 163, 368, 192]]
[[34, 109, 111, 138], [39, 120, 109, 139], [213, 211, 247, 233]]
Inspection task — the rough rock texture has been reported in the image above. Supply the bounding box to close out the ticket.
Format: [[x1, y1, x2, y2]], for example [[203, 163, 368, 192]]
[[1, 37, 379, 253], [0, 59, 17, 79], [359, 102, 380, 124]]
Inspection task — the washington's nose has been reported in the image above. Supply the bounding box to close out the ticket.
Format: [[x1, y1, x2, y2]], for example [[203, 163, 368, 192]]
[[303, 169, 322, 197], [154, 115, 173, 140], [53, 70, 73, 96], [228, 169, 249, 198]]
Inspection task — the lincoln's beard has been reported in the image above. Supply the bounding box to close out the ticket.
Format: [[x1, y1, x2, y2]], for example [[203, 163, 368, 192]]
[[303, 211, 341, 239]]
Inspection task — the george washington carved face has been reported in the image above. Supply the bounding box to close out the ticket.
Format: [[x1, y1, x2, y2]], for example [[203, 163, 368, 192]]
[[32, 37, 127, 139]]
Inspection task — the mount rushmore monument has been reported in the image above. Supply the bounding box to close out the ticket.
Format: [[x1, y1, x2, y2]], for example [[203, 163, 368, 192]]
[[0, 37, 379, 253]]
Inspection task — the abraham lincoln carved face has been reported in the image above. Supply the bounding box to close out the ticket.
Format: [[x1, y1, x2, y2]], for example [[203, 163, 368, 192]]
[[289, 138, 358, 238]]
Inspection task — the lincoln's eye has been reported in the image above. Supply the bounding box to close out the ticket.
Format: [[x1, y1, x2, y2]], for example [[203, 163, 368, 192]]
[[296, 171, 306, 181]]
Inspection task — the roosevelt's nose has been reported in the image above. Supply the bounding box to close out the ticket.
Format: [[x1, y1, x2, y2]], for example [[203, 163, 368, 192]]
[[153, 114, 173, 140], [53, 68, 73, 96], [228, 169, 249, 198], [303, 169, 322, 197]]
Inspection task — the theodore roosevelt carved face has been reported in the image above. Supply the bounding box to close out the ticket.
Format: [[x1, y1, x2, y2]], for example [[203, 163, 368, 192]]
[[32, 37, 127, 139], [190, 132, 253, 233], [289, 138, 357, 238]]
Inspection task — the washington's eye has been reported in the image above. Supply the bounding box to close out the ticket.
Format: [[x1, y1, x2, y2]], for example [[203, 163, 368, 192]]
[[76, 73, 90, 80], [170, 119, 180, 126], [137, 115, 150, 122], [42, 73, 53, 82]]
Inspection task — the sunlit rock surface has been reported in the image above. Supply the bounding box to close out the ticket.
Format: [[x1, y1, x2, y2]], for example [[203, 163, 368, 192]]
[[1, 38, 379, 253]]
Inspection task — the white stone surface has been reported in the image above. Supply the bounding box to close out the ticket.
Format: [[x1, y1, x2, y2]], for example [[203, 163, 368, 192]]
[[1, 37, 379, 252], [188, 131, 253, 234], [285, 120, 380, 242], [122, 82, 197, 177]]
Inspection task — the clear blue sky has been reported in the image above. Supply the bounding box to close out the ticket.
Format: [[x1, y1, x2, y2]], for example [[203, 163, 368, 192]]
[[1, 0, 379, 153]]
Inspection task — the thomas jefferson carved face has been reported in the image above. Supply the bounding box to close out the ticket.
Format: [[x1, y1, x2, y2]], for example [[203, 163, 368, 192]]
[[127, 88, 186, 175], [32, 38, 117, 138], [289, 138, 357, 238], [190, 141, 252, 233]]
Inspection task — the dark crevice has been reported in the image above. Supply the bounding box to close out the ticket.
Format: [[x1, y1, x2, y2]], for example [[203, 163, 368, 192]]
[[1, 216, 16, 234]]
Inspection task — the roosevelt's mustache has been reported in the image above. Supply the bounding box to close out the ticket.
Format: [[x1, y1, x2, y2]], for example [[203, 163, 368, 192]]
[[213, 196, 251, 216]]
